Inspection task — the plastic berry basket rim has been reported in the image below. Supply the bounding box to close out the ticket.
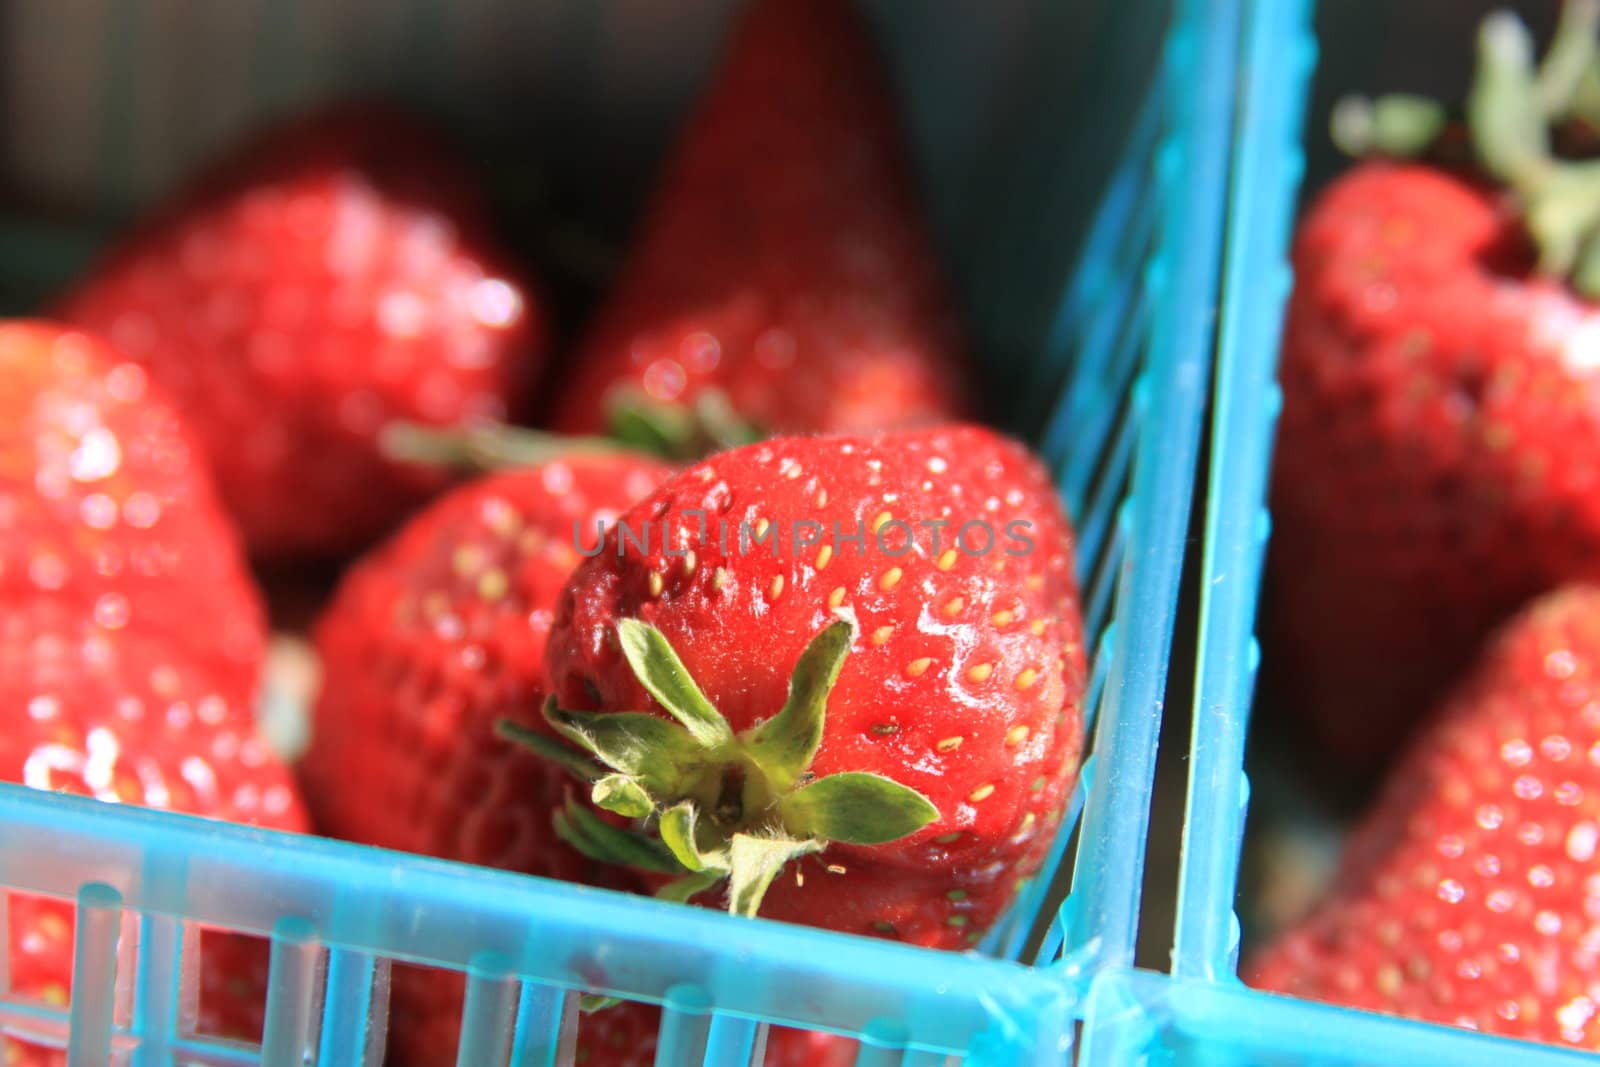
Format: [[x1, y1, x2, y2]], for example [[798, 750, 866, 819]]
[[0, 0, 1242, 1060]]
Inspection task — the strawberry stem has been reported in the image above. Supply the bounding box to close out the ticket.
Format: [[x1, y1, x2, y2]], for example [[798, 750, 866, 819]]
[[378, 420, 626, 472]]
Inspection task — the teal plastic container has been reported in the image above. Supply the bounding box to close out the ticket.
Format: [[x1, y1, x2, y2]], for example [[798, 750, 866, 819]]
[[0, 0, 1245, 1061]]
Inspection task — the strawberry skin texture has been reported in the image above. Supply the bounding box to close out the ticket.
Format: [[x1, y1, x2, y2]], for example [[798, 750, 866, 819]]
[[0, 596, 309, 1062], [301, 454, 671, 869], [1267, 160, 1600, 766], [57, 105, 545, 558], [0, 321, 264, 704], [545, 425, 1085, 947], [300, 453, 673, 1066], [551, 0, 970, 439], [1250, 585, 1600, 1046]]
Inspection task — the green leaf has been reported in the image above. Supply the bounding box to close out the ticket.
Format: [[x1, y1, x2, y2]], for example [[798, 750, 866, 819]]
[[777, 772, 939, 845], [496, 719, 603, 782], [1329, 94, 1445, 159], [579, 995, 623, 1014], [1537, 0, 1600, 118], [592, 775, 656, 819], [659, 802, 730, 874], [692, 388, 765, 452], [725, 835, 822, 918], [1576, 225, 1600, 297], [607, 388, 698, 460], [744, 619, 855, 789], [654, 869, 725, 904], [553, 798, 683, 875], [1468, 10, 1550, 186], [616, 620, 734, 749], [1525, 159, 1600, 276], [544, 700, 706, 788]]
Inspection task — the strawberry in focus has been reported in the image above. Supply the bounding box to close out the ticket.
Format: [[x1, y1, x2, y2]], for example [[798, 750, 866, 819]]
[[551, 0, 969, 453], [1266, 9, 1600, 766], [534, 425, 1085, 947], [56, 104, 545, 558], [300, 451, 673, 1065], [1250, 584, 1600, 1047], [0, 321, 263, 705]]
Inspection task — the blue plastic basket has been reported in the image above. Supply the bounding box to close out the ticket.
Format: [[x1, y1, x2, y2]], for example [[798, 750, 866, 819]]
[[1080, 1, 1600, 1064], [0, 0, 1242, 1061]]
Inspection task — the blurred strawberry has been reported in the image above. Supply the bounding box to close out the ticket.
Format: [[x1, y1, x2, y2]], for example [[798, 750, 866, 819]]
[[551, 0, 969, 454], [1251, 585, 1600, 1048], [0, 597, 308, 1063], [0, 320, 263, 702], [1267, 6, 1600, 766], [301, 451, 672, 1063], [57, 104, 545, 558]]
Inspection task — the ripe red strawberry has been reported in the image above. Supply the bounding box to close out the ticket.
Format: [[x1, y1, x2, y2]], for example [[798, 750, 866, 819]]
[[299, 452, 673, 1064], [56, 104, 545, 558], [301, 452, 672, 871], [1266, 10, 1600, 766], [533, 424, 1085, 948], [1249, 584, 1600, 1047], [550, 0, 969, 451], [393, 993, 855, 1067], [0, 321, 263, 702], [0, 595, 309, 1064]]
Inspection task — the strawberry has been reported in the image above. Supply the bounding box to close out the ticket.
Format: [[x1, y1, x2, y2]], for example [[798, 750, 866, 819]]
[[392, 993, 855, 1067], [0, 321, 263, 703], [300, 452, 673, 871], [0, 596, 309, 1063], [56, 104, 545, 558], [530, 424, 1085, 948], [299, 451, 673, 1064], [549, 0, 970, 453], [1249, 584, 1600, 1048], [1266, 7, 1600, 766]]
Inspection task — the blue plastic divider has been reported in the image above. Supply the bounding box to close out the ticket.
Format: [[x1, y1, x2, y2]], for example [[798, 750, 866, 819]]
[[1173, 0, 1317, 984]]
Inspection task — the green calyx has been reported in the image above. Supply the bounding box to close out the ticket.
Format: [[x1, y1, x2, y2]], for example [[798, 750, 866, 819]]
[[1334, 0, 1600, 296], [499, 616, 939, 919], [605, 386, 766, 461]]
